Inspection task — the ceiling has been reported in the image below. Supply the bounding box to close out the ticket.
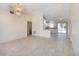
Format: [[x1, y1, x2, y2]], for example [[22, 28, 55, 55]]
[[0, 3, 71, 19]]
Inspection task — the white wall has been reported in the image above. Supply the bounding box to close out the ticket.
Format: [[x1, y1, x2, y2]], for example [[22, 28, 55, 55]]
[[0, 10, 27, 43], [30, 10, 51, 38], [70, 4, 79, 55]]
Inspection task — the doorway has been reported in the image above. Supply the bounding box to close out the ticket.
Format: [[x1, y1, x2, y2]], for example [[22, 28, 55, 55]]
[[27, 21, 32, 36], [58, 22, 67, 33], [57, 20, 68, 39]]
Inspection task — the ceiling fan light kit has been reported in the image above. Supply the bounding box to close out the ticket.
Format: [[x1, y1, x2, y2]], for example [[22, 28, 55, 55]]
[[10, 3, 22, 16]]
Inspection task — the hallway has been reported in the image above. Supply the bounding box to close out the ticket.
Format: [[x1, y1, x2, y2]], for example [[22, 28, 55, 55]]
[[0, 35, 74, 56]]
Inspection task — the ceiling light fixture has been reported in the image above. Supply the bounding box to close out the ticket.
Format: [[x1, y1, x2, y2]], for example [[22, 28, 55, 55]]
[[10, 3, 23, 16], [15, 3, 23, 16]]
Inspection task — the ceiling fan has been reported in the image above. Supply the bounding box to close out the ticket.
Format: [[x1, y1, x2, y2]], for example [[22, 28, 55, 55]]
[[9, 3, 23, 16]]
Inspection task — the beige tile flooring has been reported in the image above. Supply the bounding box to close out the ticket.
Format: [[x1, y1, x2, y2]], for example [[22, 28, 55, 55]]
[[0, 35, 74, 56]]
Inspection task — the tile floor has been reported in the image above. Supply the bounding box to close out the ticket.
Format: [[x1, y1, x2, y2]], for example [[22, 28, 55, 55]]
[[0, 34, 74, 56]]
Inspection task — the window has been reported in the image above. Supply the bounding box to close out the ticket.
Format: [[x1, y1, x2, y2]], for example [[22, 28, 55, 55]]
[[58, 23, 66, 33]]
